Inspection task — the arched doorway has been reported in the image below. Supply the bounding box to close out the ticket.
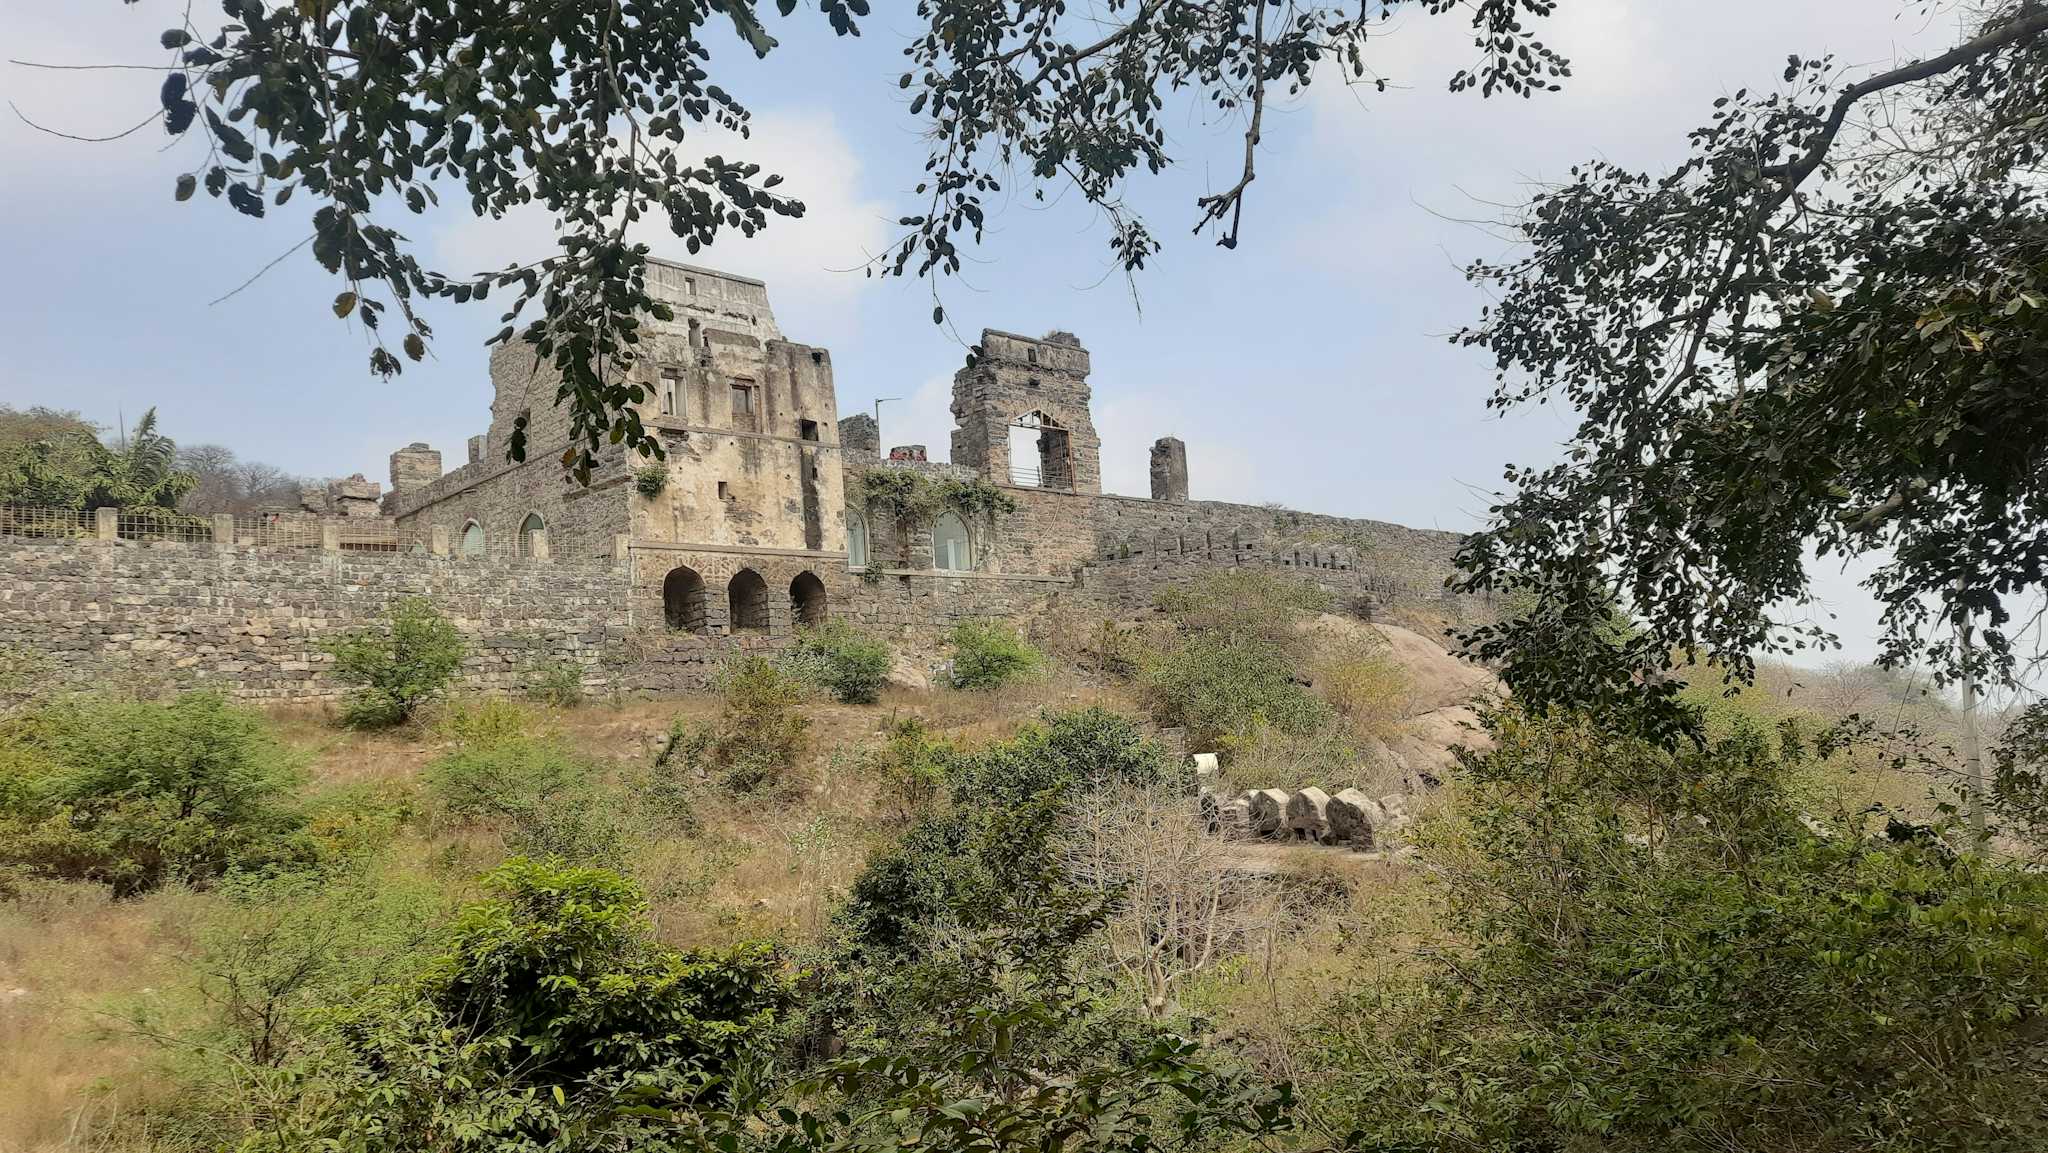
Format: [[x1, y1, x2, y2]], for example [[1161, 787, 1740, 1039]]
[[790, 571, 827, 626], [663, 566, 708, 633], [728, 568, 770, 632], [460, 520, 485, 557]]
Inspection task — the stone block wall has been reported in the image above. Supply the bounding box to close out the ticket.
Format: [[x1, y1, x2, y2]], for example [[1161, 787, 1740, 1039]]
[[0, 537, 631, 701]]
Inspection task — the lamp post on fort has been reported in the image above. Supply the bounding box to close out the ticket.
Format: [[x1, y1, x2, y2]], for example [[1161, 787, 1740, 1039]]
[[874, 397, 901, 452]]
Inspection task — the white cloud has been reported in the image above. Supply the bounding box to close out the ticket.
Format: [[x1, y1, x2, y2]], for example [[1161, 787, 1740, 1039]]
[[432, 108, 889, 341]]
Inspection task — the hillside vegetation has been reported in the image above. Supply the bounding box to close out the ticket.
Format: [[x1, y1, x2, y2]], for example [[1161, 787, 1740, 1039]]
[[2, 574, 2044, 1153]]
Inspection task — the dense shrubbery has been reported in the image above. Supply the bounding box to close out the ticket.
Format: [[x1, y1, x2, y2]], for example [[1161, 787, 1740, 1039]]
[[781, 621, 892, 704], [0, 691, 308, 894], [1143, 571, 1335, 758], [426, 700, 692, 859], [322, 596, 465, 728], [839, 707, 1178, 962], [947, 619, 1043, 690], [867, 715, 952, 821], [259, 859, 789, 1152], [658, 657, 812, 793], [1307, 710, 2048, 1152]]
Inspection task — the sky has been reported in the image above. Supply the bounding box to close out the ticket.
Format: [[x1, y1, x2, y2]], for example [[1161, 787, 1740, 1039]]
[[0, 1, 1965, 662]]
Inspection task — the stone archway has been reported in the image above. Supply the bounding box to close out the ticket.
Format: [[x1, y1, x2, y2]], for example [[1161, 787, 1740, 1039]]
[[728, 568, 770, 632], [790, 571, 828, 626]]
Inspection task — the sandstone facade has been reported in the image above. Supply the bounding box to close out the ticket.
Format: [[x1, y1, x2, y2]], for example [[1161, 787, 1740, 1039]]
[[0, 261, 1480, 695]]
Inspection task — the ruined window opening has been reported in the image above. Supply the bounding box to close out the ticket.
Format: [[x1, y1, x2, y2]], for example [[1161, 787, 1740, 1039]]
[[730, 379, 756, 431], [790, 571, 827, 626], [460, 520, 485, 557], [663, 566, 708, 633], [1006, 410, 1073, 490], [517, 512, 546, 557], [685, 276, 697, 297], [810, 350, 824, 365], [933, 512, 973, 572], [847, 514, 870, 568], [727, 568, 770, 632], [799, 419, 819, 442], [1027, 347, 1039, 365], [718, 481, 731, 501], [660, 369, 683, 418]]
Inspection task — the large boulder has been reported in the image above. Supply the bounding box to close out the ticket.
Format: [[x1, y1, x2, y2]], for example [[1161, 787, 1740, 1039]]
[[1217, 796, 1252, 838], [1285, 787, 1333, 843], [1246, 789, 1291, 838], [1327, 788, 1387, 848]]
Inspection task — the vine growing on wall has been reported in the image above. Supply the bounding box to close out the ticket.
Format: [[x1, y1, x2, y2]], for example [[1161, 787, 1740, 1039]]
[[855, 470, 1015, 526]]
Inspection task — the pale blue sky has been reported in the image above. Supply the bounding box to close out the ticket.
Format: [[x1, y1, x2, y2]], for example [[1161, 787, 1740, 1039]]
[[1, 1, 1959, 660]]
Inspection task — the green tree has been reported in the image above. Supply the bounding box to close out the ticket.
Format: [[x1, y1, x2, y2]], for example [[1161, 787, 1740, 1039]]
[[0, 405, 196, 511], [263, 859, 789, 1152], [121, 1, 1562, 478], [1308, 709, 2048, 1152], [322, 596, 467, 728], [1452, 2, 2048, 755], [0, 691, 308, 894]]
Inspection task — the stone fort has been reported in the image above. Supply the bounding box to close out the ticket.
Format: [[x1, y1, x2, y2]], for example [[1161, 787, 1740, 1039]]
[[1, 260, 1474, 696]]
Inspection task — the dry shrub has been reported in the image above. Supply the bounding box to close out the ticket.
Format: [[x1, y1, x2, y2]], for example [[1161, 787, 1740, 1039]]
[[1310, 633, 1409, 744]]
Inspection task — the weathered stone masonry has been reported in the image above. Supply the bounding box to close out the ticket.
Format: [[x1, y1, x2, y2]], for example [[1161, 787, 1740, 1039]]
[[0, 261, 1479, 697]]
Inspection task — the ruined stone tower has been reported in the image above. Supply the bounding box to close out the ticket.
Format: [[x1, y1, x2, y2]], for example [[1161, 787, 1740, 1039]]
[[950, 329, 1102, 494]]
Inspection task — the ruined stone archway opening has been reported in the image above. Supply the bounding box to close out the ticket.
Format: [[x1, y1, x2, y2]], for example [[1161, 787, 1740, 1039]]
[[1006, 410, 1073, 491], [790, 571, 827, 626], [517, 511, 546, 557], [663, 565, 708, 633], [728, 568, 770, 632]]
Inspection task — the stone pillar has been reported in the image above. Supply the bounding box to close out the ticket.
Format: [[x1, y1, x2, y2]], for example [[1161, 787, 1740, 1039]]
[[212, 514, 236, 546], [1149, 436, 1189, 501], [528, 529, 551, 560], [320, 520, 341, 551], [837, 413, 880, 456], [430, 525, 450, 556], [94, 507, 118, 540], [389, 442, 442, 494], [467, 434, 486, 465]]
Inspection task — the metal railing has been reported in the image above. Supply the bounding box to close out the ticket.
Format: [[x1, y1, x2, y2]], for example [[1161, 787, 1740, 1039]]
[[0, 504, 552, 559]]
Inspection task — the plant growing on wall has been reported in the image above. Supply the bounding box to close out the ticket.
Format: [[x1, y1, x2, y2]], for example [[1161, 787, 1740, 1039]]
[[855, 471, 1016, 562], [854, 470, 1014, 525], [633, 464, 668, 497]]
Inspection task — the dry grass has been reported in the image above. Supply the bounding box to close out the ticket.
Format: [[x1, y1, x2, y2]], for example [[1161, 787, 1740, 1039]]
[[0, 882, 206, 1153]]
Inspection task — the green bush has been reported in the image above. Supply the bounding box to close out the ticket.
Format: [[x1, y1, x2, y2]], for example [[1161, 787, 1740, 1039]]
[[1143, 629, 1331, 757], [841, 707, 1176, 959], [424, 735, 624, 861], [655, 657, 812, 793], [0, 692, 308, 894], [782, 621, 892, 704], [322, 596, 466, 728], [266, 859, 788, 1152], [947, 619, 1043, 690], [522, 657, 585, 708], [868, 716, 953, 821], [1139, 570, 1338, 758]]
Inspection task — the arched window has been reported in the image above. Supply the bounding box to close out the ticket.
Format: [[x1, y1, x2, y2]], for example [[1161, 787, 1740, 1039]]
[[728, 568, 770, 632], [846, 513, 870, 569], [460, 520, 485, 557], [790, 571, 827, 626], [663, 566, 708, 633], [517, 512, 546, 557], [933, 512, 972, 572]]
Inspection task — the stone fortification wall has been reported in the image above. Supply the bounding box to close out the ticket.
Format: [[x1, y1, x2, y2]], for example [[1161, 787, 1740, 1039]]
[[0, 537, 630, 701]]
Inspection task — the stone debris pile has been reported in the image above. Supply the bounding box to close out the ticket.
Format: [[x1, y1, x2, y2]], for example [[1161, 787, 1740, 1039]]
[[1199, 784, 1414, 850]]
